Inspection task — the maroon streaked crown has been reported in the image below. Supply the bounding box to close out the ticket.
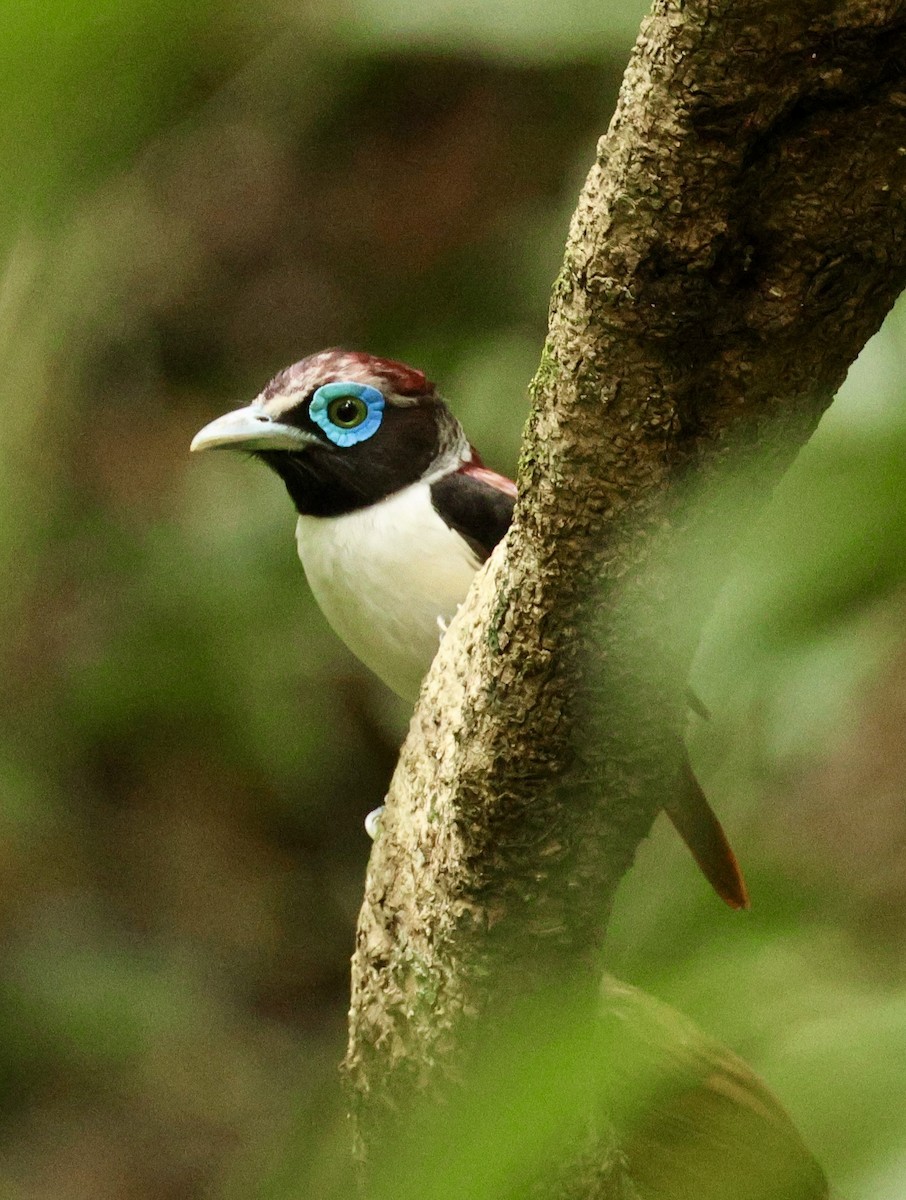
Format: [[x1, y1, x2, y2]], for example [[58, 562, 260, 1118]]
[[261, 349, 436, 409]]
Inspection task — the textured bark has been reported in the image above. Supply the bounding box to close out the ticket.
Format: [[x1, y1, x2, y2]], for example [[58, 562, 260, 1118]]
[[346, 0, 906, 1193]]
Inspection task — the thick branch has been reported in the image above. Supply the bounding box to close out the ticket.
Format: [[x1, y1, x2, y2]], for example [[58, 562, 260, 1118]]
[[346, 0, 906, 1169]]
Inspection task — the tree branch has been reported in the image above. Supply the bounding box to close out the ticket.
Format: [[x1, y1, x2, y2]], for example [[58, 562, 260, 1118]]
[[346, 0, 906, 1181]]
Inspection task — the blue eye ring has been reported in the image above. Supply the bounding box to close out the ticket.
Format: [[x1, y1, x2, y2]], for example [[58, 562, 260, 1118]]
[[309, 382, 385, 447]]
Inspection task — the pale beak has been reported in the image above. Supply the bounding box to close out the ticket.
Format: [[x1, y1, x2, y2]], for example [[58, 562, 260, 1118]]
[[190, 404, 318, 453]]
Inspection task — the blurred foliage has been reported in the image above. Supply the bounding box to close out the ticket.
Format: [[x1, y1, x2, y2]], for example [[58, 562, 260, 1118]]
[[609, 303, 906, 1199], [0, 1, 904, 1198]]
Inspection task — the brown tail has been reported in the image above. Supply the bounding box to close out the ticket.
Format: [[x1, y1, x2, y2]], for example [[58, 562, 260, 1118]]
[[663, 749, 750, 910]]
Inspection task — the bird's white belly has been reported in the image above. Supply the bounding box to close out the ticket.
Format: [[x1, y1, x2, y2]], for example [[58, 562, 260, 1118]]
[[295, 481, 481, 703]]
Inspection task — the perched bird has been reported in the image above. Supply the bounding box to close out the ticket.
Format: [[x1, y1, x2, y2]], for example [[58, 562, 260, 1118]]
[[191, 349, 747, 909]]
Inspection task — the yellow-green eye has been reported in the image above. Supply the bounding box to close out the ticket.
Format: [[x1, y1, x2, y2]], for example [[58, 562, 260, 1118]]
[[327, 395, 368, 428], [310, 382, 385, 446]]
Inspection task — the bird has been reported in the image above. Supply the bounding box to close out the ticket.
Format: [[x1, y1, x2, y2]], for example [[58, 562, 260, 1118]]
[[191, 348, 748, 910]]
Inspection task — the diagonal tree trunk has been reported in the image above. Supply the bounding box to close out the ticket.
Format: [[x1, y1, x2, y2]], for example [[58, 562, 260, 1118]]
[[345, 0, 906, 1193]]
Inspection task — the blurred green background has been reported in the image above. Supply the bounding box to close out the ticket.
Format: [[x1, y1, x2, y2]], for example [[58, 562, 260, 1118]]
[[1, 2, 904, 1197]]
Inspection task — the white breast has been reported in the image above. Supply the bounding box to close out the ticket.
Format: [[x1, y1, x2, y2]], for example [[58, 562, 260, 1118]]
[[295, 481, 481, 702]]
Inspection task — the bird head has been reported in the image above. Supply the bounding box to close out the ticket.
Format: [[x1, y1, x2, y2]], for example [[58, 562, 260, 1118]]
[[190, 349, 470, 517]]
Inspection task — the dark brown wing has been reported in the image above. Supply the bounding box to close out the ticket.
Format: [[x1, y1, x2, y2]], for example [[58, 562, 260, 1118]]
[[429, 467, 516, 561]]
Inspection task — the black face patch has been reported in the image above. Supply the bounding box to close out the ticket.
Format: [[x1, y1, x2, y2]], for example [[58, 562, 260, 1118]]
[[257, 397, 450, 517]]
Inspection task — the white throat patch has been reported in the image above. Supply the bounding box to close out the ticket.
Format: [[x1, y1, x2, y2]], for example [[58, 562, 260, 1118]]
[[294, 480, 481, 702]]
